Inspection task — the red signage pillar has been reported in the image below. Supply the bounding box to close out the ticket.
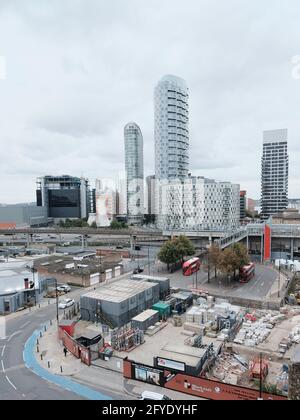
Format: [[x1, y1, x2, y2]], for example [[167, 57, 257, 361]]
[[264, 225, 272, 261]]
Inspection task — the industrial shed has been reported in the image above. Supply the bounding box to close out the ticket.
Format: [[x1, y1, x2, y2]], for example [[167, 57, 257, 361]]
[[80, 279, 160, 328]]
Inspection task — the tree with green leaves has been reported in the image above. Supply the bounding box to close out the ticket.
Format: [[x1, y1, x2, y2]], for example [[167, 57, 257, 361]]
[[218, 243, 250, 281], [110, 220, 128, 230], [158, 239, 180, 270], [174, 235, 195, 263]]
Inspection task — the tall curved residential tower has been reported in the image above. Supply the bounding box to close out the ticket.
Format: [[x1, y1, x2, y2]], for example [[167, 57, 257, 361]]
[[124, 122, 144, 225], [155, 75, 189, 181]]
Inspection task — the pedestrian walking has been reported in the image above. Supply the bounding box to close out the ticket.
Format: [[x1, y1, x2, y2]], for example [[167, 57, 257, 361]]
[[63, 347, 68, 357]]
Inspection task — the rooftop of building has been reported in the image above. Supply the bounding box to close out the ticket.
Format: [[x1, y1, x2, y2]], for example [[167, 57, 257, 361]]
[[158, 74, 188, 90], [131, 309, 159, 323], [0, 260, 34, 294], [263, 129, 288, 144], [131, 274, 169, 283], [273, 209, 300, 219], [158, 343, 208, 368], [82, 279, 157, 303], [35, 253, 121, 276]]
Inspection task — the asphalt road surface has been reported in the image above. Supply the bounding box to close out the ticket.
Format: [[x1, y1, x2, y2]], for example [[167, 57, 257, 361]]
[[0, 291, 129, 400]]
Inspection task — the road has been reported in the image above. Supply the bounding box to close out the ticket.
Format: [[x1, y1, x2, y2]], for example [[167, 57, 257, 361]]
[[152, 263, 279, 301], [0, 289, 131, 400]]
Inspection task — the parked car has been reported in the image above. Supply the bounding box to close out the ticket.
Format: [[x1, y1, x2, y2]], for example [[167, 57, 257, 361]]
[[58, 298, 75, 309], [140, 391, 172, 401], [133, 268, 144, 275], [57, 284, 71, 293]]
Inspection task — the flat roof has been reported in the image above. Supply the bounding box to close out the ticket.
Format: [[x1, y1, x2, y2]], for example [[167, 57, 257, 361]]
[[131, 275, 169, 283], [82, 279, 156, 303], [158, 343, 208, 367], [132, 309, 159, 322]]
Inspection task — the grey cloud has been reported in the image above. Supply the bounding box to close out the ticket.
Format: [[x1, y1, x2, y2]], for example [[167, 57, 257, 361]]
[[0, 0, 300, 203]]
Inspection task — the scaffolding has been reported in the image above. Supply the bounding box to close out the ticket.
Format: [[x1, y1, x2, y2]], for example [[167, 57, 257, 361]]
[[111, 326, 144, 352]]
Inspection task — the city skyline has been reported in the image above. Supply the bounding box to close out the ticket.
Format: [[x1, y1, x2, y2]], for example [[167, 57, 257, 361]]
[[1, 1, 300, 203]]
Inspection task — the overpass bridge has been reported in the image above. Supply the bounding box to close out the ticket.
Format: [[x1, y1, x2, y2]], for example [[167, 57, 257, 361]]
[[1, 224, 300, 258], [0, 227, 165, 250]]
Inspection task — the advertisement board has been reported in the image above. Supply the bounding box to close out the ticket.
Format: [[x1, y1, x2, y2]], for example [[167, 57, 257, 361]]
[[132, 362, 164, 387], [156, 357, 186, 372]]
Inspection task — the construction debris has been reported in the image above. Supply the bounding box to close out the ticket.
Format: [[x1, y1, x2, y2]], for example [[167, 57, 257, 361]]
[[208, 352, 248, 384]]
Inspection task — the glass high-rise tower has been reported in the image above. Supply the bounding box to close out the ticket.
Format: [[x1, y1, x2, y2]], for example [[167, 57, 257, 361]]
[[154, 75, 189, 181], [124, 122, 144, 225], [261, 129, 289, 219]]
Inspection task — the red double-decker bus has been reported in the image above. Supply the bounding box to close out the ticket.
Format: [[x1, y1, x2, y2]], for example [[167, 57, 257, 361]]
[[183, 258, 201, 277], [239, 263, 255, 283]]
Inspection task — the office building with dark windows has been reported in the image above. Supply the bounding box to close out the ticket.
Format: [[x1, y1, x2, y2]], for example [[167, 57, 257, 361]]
[[36, 175, 90, 221]]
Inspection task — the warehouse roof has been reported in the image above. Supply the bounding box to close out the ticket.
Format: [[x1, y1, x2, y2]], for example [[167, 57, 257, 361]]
[[82, 279, 156, 303]]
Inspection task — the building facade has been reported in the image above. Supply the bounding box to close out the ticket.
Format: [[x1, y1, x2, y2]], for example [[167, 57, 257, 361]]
[[36, 175, 90, 221], [124, 123, 144, 225], [95, 186, 117, 227], [154, 75, 189, 182], [240, 190, 247, 220], [0, 204, 50, 227], [157, 176, 240, 232], [261, 129, 289, 219], [146, 175, 156, 218]]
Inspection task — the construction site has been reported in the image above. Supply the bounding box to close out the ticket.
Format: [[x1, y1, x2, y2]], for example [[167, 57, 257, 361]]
[[56, 272, 300, 399]]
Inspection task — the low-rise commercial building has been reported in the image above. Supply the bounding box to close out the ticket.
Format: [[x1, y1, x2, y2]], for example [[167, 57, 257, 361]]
[[35, 254, 123, 287], [0, 204, 50, 228], [272, 209, 300, 225], [0, 260, 41, 314]]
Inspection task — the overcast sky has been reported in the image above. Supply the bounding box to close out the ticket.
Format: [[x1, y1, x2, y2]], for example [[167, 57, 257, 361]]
[[0, 0, 300, 203]]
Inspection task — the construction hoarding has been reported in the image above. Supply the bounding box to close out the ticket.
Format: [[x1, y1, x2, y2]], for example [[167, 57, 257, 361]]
[[123, 358, 286, 401]]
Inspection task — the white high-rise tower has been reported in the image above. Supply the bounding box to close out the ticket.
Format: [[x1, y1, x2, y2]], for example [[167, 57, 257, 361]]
[[154, 75, 189, 181], [124, 122, 144, 225]]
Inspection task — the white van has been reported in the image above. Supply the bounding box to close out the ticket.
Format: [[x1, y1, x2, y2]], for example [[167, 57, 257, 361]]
[[140, 391, 171, 401]]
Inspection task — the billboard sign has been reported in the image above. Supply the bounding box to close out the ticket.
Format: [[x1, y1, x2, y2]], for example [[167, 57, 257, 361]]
[[156, 357, 186, 372]]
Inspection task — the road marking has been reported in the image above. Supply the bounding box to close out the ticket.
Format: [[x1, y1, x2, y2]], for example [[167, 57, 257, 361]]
[[8, 331, 22, 342], [20, 321, 31, 329], [5, 375, 17, 391], [1, 345, 5, 357], [1, 359, 5, 372]]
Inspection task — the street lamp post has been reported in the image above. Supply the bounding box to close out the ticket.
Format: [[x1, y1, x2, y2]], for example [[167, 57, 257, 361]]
[[54, 278, 59, 323], [148, 245, 151, 276]]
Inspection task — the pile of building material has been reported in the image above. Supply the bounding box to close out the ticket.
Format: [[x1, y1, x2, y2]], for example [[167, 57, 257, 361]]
[[289, 325, 300, 344], [145, 322, 168, 336], [234, 321, 273, 347], [275, 365, 289, 394], [234, 310, 288, 348], [185, 300, 241, 326], [186, 306, 208, 324], [277, 324, 300, 356], [209, 352, 248, 385]]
